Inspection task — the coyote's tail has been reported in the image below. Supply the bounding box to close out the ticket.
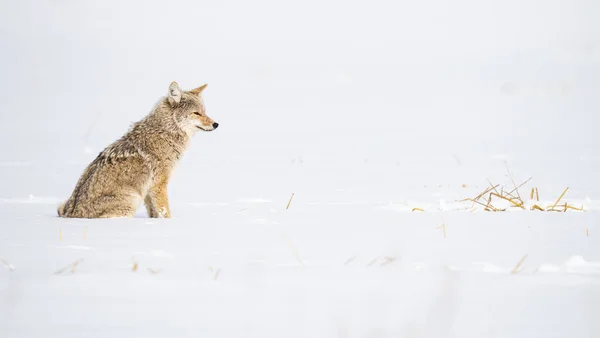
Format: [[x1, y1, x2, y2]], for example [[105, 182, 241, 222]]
[[57, 201, 67, 217]]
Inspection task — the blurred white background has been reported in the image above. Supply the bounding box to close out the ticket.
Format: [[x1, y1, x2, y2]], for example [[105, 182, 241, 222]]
[[0, 0, 599, 198]]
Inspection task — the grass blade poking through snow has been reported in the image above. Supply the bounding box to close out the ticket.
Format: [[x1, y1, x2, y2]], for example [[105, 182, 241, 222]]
[[507, 177, 532, 198], [510, 254, 528, 274], [548, 187, 569, 211], [436, 217, 447, 238], [132, 257, 138, 272], [286, 193, 294, 210]]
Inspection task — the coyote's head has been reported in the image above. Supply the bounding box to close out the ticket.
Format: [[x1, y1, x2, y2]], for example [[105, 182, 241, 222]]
[[166, 81, 219, 134]]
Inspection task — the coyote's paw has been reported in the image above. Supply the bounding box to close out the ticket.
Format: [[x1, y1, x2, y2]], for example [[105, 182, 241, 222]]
[[158, 206, 171, 218]]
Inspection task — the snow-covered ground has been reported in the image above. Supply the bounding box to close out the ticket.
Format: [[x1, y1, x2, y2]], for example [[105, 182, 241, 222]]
[[2, 0, 600, 337]]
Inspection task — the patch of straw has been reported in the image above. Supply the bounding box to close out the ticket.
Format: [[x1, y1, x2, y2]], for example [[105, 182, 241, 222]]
[[460, 173, 578, 213]]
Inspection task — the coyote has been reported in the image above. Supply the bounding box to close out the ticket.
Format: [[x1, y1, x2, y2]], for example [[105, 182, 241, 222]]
[[58, 81, 218, 218]]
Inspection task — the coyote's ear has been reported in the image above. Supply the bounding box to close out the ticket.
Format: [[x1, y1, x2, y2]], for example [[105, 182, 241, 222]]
[[189, 84, 208, 95], [167, 81, 182, 106]]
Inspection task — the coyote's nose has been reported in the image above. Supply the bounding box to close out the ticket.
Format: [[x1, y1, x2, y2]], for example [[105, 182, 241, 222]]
[[212, 122, 219, 129]]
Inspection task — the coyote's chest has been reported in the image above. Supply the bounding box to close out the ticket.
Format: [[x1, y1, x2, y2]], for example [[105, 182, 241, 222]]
[[146, 136, 189, 184]]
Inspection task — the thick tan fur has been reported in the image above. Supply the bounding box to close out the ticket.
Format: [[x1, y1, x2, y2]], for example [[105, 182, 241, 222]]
[[58, 81, 218, 218]]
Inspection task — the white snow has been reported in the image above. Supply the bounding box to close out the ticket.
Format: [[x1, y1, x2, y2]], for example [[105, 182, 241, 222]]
[[2, 0, 600, 337]]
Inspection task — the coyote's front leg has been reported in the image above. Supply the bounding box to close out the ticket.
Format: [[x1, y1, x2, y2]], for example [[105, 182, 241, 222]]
[[144, 195, 159, 218], [144, 183, 171, 218]]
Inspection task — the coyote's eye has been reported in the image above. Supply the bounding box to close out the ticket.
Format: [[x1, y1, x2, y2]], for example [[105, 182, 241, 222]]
[[193, 112, 201, 116]]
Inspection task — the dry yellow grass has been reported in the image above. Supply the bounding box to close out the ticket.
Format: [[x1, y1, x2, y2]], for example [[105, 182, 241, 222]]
[[132, 257, 138, 272], [490, 192, 525, 209], [458, 174, 580, 213], [475, 185, 498, 201], [487, 179, 501, 195], [462, 195, 500, 211], [530, 204, 544, 211], [508, 177, 531, 198], [530, 187, 535, 199], [549, 187, 569, 211], [435, 217, 447, 238], [286, 193, 295, 210], [529, 187, 540, 202], [564, 204, 584, 211]]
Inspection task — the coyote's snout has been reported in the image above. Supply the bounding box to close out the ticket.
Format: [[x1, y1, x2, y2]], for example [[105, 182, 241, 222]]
[[58, 81, 218, 219]]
